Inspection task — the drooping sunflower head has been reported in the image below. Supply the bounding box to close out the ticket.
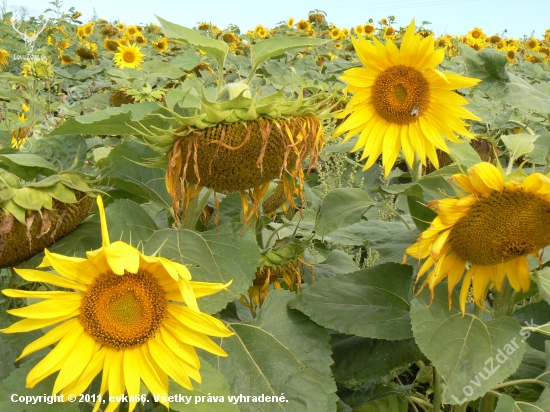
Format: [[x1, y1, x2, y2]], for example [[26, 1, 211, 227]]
[[404, 162, 550, 313], [138, 80, 336, 224], [114, 43, 145, 69], [333, 19, 481, 176], [287, 17, 295, 28], [0, 196, 233, 411]]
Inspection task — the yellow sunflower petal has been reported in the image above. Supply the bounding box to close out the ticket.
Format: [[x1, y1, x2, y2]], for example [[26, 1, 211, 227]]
[[467, 162, 504, 194], [53, 333, 98, 394], [8, 295, 82, 319], [39, 249, 97, 284], [13, 268, 87, 291]]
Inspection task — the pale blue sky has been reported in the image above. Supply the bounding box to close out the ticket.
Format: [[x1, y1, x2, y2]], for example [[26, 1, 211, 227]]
[[7, 0, 550, 39]]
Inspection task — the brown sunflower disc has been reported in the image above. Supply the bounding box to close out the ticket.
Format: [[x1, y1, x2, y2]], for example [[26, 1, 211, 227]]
[[176, 118, 308, 194]]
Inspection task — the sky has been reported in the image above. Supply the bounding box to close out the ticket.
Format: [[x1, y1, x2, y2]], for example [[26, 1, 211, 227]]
[[6, 0, 550, 39]]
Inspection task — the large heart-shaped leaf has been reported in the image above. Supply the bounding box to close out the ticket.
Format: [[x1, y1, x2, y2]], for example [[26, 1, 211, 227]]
[[411, 286, 526, 404], [289, 263, 414, 340], [315, 188, 374, 237], [157, 16, 228, 68], [201, 290, 337, 412]]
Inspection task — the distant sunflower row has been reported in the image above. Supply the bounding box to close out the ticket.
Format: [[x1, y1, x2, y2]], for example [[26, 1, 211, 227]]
[[1, 13, 549, 73]]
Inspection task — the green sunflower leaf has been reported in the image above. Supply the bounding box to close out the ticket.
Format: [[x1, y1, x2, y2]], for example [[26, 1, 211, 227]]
[[315, 188, 375, 237], [288, 263, 414, 340], [0, 154, 58, 180], [330, 333, 423, 383], [494, 394, 546, 412], [0, 357, 80, 412], [249, 38, 329, 78], [156, 16, 228, 68], [168, 360, 239, 412], [411, 285, 527, 405], [143, 222, 261, 314], [201, 290, 338, 412]]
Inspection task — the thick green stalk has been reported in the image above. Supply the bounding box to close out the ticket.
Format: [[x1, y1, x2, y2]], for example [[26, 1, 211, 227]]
[[410, 155, 423, 183], [479, 392, 497, 412], [432, 367, 442, 412], [492, 278, 515, 318]]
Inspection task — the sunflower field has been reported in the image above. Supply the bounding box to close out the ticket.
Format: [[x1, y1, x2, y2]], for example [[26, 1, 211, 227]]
[[1, 3, 550, 412]]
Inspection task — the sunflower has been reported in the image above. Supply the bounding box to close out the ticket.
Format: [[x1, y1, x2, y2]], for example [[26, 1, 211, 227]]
[[354, 25, 365, 36], [117, 22, 125, 31], [524, 37, 539, 51], [11, 127, 28, 149], [333, 19, 481, 176], [287, 17, 295, 28], [363, 23, 375, 37], [296, 19, 312, 31], [329, 27, 342, 40], [152, 37, 168, 54], [114, 43, 145, 70], [255, 24, 268, 38], [76, 27, 86, 39], [0, 49, 10, 68], [103, 38, 120, 52], [84, 22, 94, 36], [468, 27, 486, 42], [0, 196, 233, 411], [134, 33, 147, 46], [61, 55, 76, 65], [126, 25, 139, 37], [384, 26, 395, 39], [404, 162, 550, 312]]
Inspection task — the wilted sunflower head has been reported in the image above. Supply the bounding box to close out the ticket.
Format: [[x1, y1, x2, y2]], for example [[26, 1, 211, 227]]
[[222, 32, 239, 44], [404, 162, 550, 313]]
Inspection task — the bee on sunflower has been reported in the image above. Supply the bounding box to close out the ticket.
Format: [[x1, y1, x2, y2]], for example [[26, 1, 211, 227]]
[[333, 19, 481, 176]]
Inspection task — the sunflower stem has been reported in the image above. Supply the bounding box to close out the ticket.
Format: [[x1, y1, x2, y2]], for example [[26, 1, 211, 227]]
[[452, 402, 469, 412], [410, 155, 423, 183], [479, 392, 497, 412], [493, 278, 515, 318], [543, 144, 550, 175], [432, 366, 442, 412]]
